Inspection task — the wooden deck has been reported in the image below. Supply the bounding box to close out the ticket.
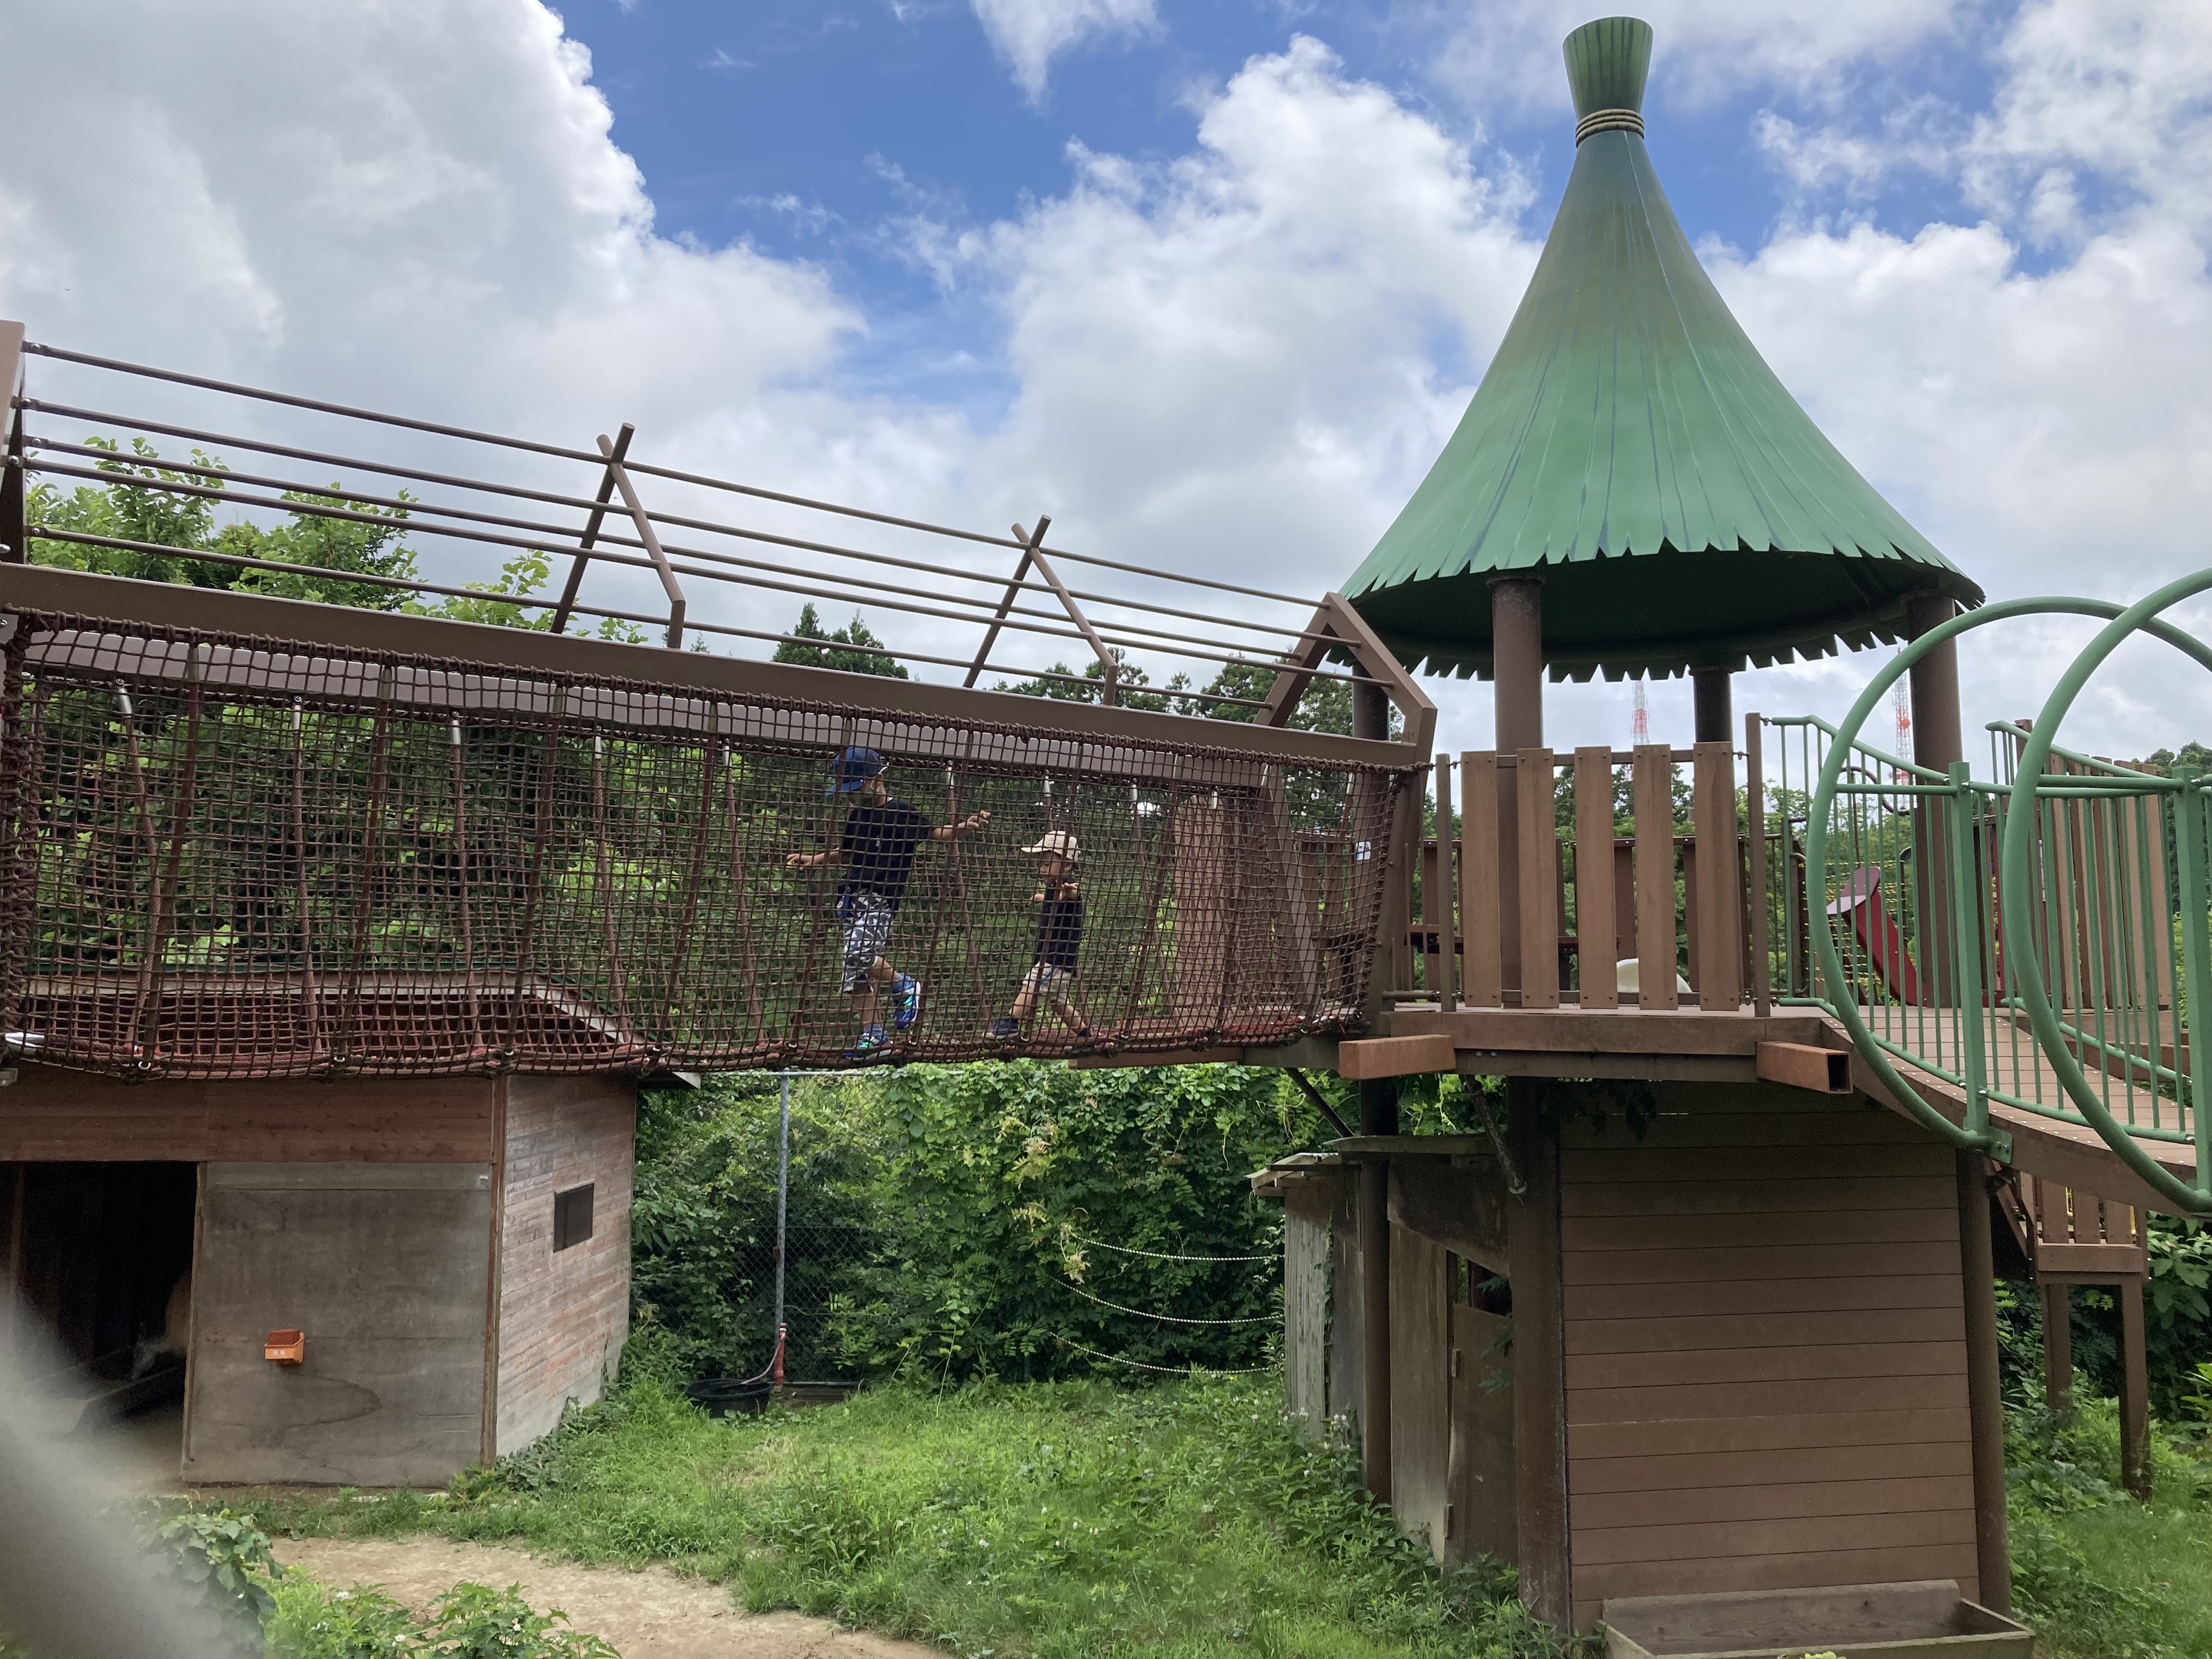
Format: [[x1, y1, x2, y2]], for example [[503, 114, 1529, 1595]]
[[1378, 1000, 2195, 1216]]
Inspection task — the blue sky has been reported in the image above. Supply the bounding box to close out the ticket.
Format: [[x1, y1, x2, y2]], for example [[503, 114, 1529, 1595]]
[[561, 0, 2014, 413]]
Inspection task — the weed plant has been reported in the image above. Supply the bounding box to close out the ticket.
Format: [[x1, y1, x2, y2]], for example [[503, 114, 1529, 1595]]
[[265, 1375, 1583, 1659]]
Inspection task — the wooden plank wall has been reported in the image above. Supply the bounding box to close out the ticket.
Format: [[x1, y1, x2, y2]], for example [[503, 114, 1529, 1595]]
[[0, 1065, 496, 1162], [1283, 1182, 1334, 1434], [492, 1075, 636, 1455], [1391, 1223, 1453, 1558], [1560, 1080, 1976, 1632]]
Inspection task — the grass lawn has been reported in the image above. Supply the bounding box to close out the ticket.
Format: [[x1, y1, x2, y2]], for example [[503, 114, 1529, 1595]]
[[258, 1376, 1570, 1659], [250, 1374, 2212, 1659]]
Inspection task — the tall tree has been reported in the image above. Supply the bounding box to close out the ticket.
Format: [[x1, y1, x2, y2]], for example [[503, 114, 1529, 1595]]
[[772, 604, 909, 678]]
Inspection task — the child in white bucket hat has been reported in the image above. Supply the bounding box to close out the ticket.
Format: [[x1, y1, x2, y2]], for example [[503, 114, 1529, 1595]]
[[991, 828, 1091, 1043]]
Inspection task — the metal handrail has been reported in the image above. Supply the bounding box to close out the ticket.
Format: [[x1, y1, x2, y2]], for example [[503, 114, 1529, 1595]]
[[1792, 588, 2212, 1214]]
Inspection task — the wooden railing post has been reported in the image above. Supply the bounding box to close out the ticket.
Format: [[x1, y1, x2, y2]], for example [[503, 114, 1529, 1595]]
[[1632, 745, 1677, 1009], [1747, 713, 1772, 1015], [1573, 747, 1616, 1008], [1435, 752, 1458, 1011], [1462, 751, 1503, 1008], [1692, 739, 1742, 1008], [1518, 748, 1559, 1009]]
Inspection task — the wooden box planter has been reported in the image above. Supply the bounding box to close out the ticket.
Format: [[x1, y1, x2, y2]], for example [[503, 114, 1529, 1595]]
[[1601, 1581, 2033, 1659]]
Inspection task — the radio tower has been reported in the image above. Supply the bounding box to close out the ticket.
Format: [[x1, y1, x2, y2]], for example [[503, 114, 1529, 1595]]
[[1632, 679, 1649, 746], [1893, 672, 1912, 778]]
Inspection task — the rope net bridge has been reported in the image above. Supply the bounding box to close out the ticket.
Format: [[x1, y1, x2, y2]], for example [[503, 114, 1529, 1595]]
[[0, 325, 1430, 1079]]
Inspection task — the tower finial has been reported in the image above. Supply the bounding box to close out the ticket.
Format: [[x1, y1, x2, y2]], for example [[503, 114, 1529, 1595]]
[[1563, 17, 1652, 143]]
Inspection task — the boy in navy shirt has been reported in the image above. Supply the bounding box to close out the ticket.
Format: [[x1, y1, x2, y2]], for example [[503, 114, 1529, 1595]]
[[788, 746, 989, 1057]]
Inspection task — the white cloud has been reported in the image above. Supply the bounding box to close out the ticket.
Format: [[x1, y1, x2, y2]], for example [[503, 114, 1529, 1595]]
[[968, 0, 1160, 101], [5, 0, 2212, 762], [1415, 0, 1974, 123]]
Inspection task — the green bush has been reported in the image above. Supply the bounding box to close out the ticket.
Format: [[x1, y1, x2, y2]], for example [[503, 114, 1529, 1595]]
[[633, 1063, 1344, 1384], [265, 1577, 421, 1659]]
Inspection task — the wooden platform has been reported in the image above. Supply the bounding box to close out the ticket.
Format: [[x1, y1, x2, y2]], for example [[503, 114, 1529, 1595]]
[[1381, 1002, 2193, 1217]]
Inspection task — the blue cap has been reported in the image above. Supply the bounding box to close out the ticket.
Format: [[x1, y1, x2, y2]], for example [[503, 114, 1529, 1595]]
[[828, 745, 886, 796]]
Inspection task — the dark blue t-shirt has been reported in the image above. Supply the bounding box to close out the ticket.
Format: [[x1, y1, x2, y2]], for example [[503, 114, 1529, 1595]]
[[1034, 882, 1083, 969], [838, 799, 932, 909]]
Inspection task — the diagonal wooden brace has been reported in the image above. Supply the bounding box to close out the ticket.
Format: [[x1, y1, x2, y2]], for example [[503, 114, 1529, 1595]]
[[596, 431, 686, 650], [1261, 591, 1434, 754], [548, 421, 633, 636]]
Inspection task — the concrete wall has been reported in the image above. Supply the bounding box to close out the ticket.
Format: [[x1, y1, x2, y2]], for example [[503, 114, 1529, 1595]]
[[491, 1075, 635, 1455], [184, 1162, 492, 1485]]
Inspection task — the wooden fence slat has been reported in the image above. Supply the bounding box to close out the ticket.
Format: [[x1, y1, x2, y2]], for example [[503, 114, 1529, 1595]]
[[1693, 740, 1741, 1009], [1576, 747, 1618, 1008], [1435, 752, 1457, 1011], [1461, 751, 1504, 1008], [1519, 746, 1560, 1009], [1633, 745, 1677, 1011]]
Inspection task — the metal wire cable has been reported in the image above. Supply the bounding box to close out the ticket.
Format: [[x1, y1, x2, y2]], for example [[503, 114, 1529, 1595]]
[[1064, 1232, 1275, 1262], [1055, 1278, 1280, 1324]]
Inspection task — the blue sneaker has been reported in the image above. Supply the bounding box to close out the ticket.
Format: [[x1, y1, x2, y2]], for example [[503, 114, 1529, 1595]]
[[843, 1024, 889, 1061], [891, 974, 923, 1030]]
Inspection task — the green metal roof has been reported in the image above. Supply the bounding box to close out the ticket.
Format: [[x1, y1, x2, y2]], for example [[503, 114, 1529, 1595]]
[[1344, 16, 1982, 683]]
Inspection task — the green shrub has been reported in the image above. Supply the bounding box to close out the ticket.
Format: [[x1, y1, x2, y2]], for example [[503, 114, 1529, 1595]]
[[419, 1584, 617, 1659], [264, 1577, 420, 1658], [148, 1505, 284, 1629]]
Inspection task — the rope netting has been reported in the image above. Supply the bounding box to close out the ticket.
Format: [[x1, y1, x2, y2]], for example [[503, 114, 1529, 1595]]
[[0, 613, 1406, 1079]]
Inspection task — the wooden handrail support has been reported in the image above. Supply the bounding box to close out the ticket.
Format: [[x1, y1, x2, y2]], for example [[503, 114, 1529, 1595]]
[[597, 433, 687, 650], [548, 421, 634, 635], [0, 319, 25, 565], [1756, 1040, 1852, 1094], [1260, 592, 1437, 756], [1338, 1033, 1456, 1080], [966, 518, 1123, 706]]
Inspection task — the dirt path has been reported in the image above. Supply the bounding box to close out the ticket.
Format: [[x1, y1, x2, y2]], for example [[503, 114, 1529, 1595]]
[[274, 1538, 940, 1659]]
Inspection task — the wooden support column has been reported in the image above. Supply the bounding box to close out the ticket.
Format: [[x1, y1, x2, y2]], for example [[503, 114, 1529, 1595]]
[[1508, 1076, 1569, 1631], [1691, 665, 1732, 745], [1491, 579, 1543, 1000], [2039, 1282, 2073, 1418], [1358, 1078, 1398, 1503], [1958, 1153, 2011, 1612], [2119, 1277, 2151, 1501]]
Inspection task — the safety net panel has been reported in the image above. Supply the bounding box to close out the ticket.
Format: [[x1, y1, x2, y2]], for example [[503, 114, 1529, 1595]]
[[0, 613, 1407, 1079]]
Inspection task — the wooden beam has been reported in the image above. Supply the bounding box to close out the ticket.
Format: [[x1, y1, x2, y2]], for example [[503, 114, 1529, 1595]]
[[0, 565, 1417, 771], [1755, 1040, 1852, 1094], [1338, 1033, 1456, 1080], [2034, 1242, 2147, 1277], [597, 434, 686, 649], [1461, 752, 1504, 1008], [1518, 746, 1559, 1009], [1509, 1079, 1572, 1630], [1014, 519, 1122, 707], [1067, 1045, 1242, 1069], [547, 422, 633, 635]]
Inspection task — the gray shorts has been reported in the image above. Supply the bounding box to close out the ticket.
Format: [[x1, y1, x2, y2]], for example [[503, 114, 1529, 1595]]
[[1021, 962, 1076, 1003], [838, 890, 894, 992]]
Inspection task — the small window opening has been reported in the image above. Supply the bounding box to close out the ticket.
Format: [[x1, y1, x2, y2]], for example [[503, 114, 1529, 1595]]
[[553, 1183, 594, 1252]]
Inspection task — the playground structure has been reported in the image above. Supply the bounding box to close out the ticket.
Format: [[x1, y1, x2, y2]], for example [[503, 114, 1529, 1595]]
[[0, 10, 2205, 1647]]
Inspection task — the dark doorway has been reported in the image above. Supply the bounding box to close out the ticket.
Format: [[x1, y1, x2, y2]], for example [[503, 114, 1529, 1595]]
[[4, 1162, 197, 1406]]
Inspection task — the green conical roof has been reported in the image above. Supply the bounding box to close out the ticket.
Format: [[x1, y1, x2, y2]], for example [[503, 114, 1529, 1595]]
[[1344, 16, 1981, 682]]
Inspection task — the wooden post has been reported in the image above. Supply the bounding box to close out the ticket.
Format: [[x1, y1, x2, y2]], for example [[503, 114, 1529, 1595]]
[[1692, 665, 1732, 745], [1573, 748, 1617, 1008], [1358, 1079, 1398, 1503], [2040, 1282, 2073, 1418], [1746, 713, 1772, 1015], [1958, 1152, 2011, 1612], [2119, 1276, 2151, 1500], [1461, 753, 1504, 1008], [1434, 754, 1457, 1011], [1492, 579, 1543, 1002], [1518, 748, 1559, 1009], [0, 320, 27, 565], [1691, 741, 1741, 1009], [1509, 1077, 1570, 1630], [1632, 746, 1676, 1010]]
